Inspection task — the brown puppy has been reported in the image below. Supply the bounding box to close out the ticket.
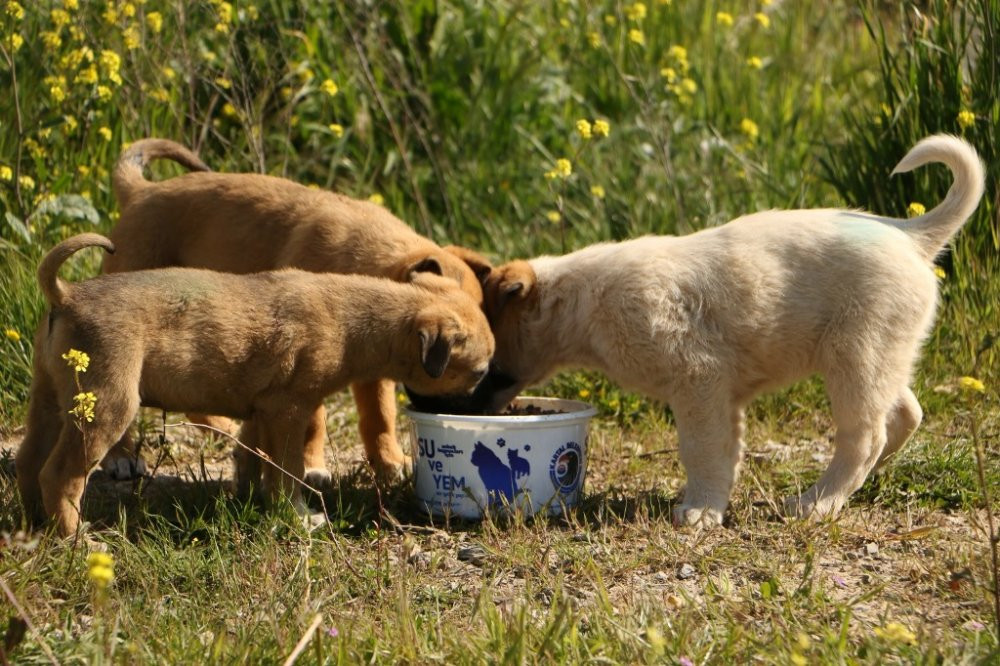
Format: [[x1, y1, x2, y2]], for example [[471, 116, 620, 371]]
[[17, 234, 494, 536], [102, 139, 492, 483]]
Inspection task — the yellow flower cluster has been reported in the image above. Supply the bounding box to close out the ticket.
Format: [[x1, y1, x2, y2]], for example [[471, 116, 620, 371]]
[[5, 1, 24, 20], [590, 184, 605, 199], [959, 376, 985, 393], [146, 11, 163, 33], [716, 11, 734, 27], [746, 56, 763, 69], [740, 118, 759, 140], [546, 211, 561, 223], [873, 621, 916, 644], [593, 119, 610, 137], [5, 328, 20, 342], [329, 123, 344, 138], [625, 3, 647, 21], [576, 119, 592, 139], [0, 166, 11, 181], [320, 79, 339, 97], [368, 193, 384, 205], [628, 29, 645, 46], [754, 12, 770, 29], [71, 391, 98, 423], [906, 202, 925, 217], [87, 552, 114, 588], [62, 348, 90, 372], [957, 109, 975, 129], [545, 158, 573, 180]]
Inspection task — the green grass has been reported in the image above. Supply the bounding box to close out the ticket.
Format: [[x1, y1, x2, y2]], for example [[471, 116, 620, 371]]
[[1, 0, 998, 662]]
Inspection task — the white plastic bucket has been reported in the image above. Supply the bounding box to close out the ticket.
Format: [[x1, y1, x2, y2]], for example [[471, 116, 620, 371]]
[[404, 397, 597, 519]]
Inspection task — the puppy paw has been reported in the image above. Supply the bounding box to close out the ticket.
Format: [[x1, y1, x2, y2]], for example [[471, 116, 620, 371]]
[[672, 504, 724, 528], [303, 467, 333, 491], [782, 492, 842, 521], [372, 455, 412, 485], [101, 454, 148, 480]]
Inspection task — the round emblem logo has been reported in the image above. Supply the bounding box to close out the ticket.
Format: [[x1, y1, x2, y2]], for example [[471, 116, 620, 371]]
[[549, 441, 583, 494]]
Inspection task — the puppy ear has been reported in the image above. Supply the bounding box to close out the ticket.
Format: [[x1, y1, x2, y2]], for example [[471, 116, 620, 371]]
[[418, 327, 452, 379], [443, 245, 493, 284], [407, 256, 443, 279], [485, 261, 536, 321]]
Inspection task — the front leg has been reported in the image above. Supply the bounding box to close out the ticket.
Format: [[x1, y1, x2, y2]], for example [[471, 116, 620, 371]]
[[351, 379, 410, 481], [671, 394, 746, 528]]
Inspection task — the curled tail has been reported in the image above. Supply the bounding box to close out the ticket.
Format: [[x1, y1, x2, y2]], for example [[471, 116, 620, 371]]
[[38, 234, 116, 307], [890, 134, 985, 261], [112, 138, 211, 209]]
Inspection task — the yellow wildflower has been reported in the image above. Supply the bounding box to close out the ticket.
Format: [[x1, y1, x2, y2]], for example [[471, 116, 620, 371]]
[[63, 0, 78, 9], [668, 45, 688, 62], [906, 202, 925, 217], [555, 158, 572, 178], [247, 5, 259, 20], [368, 193, 384, 206], [0, 166, 11, 181], [746, 55, 763, 69], [49, 84, 66, 104], [587, 31, 601, 48], [604, 14, 616, 26], [626, 2, 647, 21], [70, 391, 98, 422], [86, 551, 113, 588], [100, 49, 121, 78], [320, 78, 339, 96], [18, 175, 34, 190], [593, 119, 610, 137], [76, 65, 99, 85], [559, 17, 569, 28], [162, 65, 177, 80], [121, 2, 136, 18], [957, 109, 975, 129], [5, 33, 23, 52], [546, 211, 561, 223], [716, 11, 733, 27], [215, 77, 232, 89], [958, 376, 985, 393], [99, 126, 112, 141], [576, 119, 592, 139], [77, 164, 90, 176], [680, 78, 697, 94], [103, 4, 117, 24], [96, 85, 112, 103], [51, 8, 70, 27], [150, 87, 169, 103], [146, 11, 163, 33], [933, 266, 946, 279], [5, 1, 24, 20], [740, 118, 759, 140], [790, 655, 806, 666], [217, 1, 233, 23], [42, 31, 62, 49], [591, 185, 606, 199], [329, 123, 344, 138], [873, 621, 916, 644], [661, 67, 677, 82], [628, 29, 645, 46], [578, 388, 591, 399], [123, 25, 140, 50], [5, 329, 20, 342], [63, 349, 90, 372], [222, 103, 237, 117], [754, 12, 770, 28], [64, 115, 78, 133]]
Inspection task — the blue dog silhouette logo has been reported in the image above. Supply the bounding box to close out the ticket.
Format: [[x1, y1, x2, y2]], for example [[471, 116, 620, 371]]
[[470, 440, 529, 505], [549, 442, 583, 494]]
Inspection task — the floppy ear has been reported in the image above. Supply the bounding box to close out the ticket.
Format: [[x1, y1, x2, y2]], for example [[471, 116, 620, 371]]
[[485, 260, 536, 321], [418, 326, 452, 378], [407, 256, 443, 279], [443, 245, 493, 284]]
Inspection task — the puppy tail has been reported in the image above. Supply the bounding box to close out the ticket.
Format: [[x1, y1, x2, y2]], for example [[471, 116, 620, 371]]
[[38, 233, 116, 308], [890, 134, 985, 261], [113, 138, 211, 209]]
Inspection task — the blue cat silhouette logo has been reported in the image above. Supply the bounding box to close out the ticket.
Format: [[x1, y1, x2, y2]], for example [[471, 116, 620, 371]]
[[549, 442, 582, 494], [470, 440, 527, 505]]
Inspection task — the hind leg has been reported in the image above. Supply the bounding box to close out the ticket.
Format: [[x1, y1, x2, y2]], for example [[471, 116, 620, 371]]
[[39, 388, 138, 536], [671, 391, 746, 528], [874, 387, 922, 470], [784, 369, 903, 519], [301, 406, 331, 489], [233, 417, 263, 501], [16, 370, 63, 525], [257, 409, 311, 516]]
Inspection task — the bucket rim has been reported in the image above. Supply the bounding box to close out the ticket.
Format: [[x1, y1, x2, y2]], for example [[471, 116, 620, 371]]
[[403, 396, 597, 424]]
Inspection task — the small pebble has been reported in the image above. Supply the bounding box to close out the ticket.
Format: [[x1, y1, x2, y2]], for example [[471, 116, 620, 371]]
[[677, 563, 696, 580]]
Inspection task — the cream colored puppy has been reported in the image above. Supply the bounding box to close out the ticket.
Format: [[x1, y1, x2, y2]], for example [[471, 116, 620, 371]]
[[17, 234, 494, 536], [477, 135, 983, 526]]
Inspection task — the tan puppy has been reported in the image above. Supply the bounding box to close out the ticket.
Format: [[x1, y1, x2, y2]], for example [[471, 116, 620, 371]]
[[468, 135, 983, 527], [102, 139, 492, 483], [17, 234, 494, 536]]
